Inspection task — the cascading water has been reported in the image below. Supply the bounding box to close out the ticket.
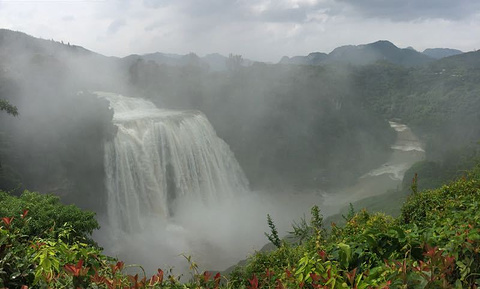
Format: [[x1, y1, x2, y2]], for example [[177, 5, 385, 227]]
[[97, 92, 249, 232]]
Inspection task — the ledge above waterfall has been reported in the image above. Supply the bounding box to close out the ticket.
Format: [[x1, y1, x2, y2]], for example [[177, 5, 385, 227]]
[[94, 91, 202, 124]]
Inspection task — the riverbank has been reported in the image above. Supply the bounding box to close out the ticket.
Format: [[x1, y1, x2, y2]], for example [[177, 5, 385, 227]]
[[320, 121, 425, 217]]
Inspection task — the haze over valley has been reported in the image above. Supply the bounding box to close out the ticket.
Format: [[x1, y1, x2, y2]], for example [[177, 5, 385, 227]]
[[1, 1, 480, 283]]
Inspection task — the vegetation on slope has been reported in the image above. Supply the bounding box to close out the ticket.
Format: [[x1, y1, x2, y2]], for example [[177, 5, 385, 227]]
[[2, 165, 480, 288]]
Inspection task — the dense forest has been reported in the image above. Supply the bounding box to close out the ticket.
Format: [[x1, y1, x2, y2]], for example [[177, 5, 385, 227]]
[[1, 29, 480, 287]]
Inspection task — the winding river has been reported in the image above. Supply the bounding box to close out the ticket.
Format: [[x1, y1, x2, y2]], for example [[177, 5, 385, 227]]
[[320, 121, 425, 216]]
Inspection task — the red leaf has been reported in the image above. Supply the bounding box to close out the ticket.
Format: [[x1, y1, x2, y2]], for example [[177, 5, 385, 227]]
[[203, 271, 212, 283], [64, 264, 78, 275], [248, 274, 259, 289], [21, 209, 29, 219], [64, 259, 85, 276], [157, 269, 164, 283], [2, 216, 13, 227], [345, 268, 357, 285], [310, 273, 321, 282], [275, 279, 285, 289], [111, 261, 124, 274], [318, 250, 327, 261], [265, 268, 274, 278], [214, 272, 221, 286]]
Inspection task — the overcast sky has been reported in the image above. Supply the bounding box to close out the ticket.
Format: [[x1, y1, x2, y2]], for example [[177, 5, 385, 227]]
[[1, 0, 479, 62]]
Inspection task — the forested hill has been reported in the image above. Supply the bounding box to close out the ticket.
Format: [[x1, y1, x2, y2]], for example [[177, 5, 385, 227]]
[[352, 50, 480, 192], [352, 49, 480, 152], [0, 29, 396, 198], [280, 40, 435, 67], [0, 28, 479, 204], [0, 29, 118, 210]]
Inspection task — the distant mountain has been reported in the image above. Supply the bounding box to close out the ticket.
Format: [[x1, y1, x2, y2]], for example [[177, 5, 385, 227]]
[[123, 52, 254, 71], [0, 29, 121, 90], [279, 40, 434, 67], [422, 48, 463, 59], [428, 49, 480, 70], [0, 28, 101, 66], [279, 52, 328, 65]]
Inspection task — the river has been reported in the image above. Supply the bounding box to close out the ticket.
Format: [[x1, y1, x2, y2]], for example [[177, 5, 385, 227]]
[[320, 121, 425, 217]]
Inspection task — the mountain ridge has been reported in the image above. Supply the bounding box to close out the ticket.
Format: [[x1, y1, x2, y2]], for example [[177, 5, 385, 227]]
[[0, 29, 471, 71], [279, 40, 466, 67]]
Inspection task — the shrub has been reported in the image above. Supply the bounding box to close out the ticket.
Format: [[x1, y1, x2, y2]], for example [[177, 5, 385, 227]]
[[0, 190, 99, 243]]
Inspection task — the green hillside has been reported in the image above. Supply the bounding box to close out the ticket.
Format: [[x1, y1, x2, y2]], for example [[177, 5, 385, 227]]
[[3, 166, 480, 287]]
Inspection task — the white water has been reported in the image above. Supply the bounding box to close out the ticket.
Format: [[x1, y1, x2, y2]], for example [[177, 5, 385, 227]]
[[99, 92, 249, 232], [94, 92, 422, 273], [94, 92, 322, 274], [321, 120, 425, 215]]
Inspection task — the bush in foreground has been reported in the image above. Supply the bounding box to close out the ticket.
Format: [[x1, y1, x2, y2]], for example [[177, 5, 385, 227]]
[[2, 167, 480, 287]]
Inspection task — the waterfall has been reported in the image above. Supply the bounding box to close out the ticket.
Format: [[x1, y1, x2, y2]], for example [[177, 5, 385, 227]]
[[98, 92, 249, 232]]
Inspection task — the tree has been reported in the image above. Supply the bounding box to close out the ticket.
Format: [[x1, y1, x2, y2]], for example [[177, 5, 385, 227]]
[[226, 54, 243, 72], [0, 99, 18, 116]]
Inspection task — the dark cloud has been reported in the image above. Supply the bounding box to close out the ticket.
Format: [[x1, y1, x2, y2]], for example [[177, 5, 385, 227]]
[[107, 19, 126, 35], [337, 0, 480, 21]]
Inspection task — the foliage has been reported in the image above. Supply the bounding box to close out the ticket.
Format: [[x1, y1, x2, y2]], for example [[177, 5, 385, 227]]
[[265, 214, 281, 248], [0, 99, 18, 116], [3, 167, 480, 287], [1, 206, 228, 288], [232, 168, 480, 288], [0, 190, 99, 243], [353, 54, 480, 165]]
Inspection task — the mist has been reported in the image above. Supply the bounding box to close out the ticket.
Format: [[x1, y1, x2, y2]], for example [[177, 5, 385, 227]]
[[1, 28, 479, 277]]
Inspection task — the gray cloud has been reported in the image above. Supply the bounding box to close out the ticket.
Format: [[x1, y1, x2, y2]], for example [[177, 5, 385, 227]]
[[143, 0, 168, 9], [176, 0, 249, 21], [165, 0, 337, 27], [337, 0, 480, 21], [107, 19, 126, 35], [144, 21, 163, 32], [258, 7, 308, 23], [62, 15, 75, 22]]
